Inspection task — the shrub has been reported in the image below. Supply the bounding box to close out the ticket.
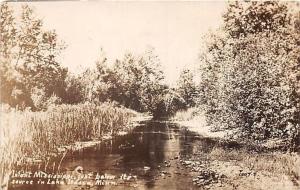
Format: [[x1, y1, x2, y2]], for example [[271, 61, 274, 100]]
[[197, 1, 300, 148]]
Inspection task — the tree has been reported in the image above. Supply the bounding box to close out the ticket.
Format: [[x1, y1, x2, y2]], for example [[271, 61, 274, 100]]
[[0, 3, 67, 109], [137, 47, 166, 114], [175, 69, 197, 109], [0, 3, 26, 107], [78, 49, 115, 103], [223, 1, 291, 38], [17, 5, 67, 100], [63, 74, 85, 104], [198, 30, 232, 128], [77, 47, 166, 116], [198, 1, 300, 147], [110, 47, 166, 114]]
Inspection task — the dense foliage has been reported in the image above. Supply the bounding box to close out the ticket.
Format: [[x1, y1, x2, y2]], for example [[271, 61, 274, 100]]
[[0, 4, 67, 109], [0, 4, 169, 115], [2, 2, 299, 148], [76, 48, 167, 116], [175, 69, 198, 109], [198, 1, 300, 148]]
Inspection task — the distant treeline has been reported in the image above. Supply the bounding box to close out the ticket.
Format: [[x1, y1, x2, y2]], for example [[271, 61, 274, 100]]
[[0, 3, 196, 117]]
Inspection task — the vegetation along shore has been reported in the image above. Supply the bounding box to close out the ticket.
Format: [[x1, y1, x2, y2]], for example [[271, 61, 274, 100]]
[[1, 1, 300, 189]]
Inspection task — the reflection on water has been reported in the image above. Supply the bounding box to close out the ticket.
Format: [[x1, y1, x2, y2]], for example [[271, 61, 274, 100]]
[[9, 120, 215, 190]]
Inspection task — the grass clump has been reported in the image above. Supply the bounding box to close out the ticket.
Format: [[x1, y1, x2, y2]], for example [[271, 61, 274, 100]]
[[0, 102, 136, 183]]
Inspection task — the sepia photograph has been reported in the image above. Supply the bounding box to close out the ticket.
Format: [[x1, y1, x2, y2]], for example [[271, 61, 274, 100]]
[[0, 0, 300, 189]]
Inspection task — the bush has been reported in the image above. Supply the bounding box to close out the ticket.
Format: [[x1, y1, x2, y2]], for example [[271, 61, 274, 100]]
[[197, 1, 300, 148]]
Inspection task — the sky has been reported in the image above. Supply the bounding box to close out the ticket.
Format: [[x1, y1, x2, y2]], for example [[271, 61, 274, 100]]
[[10, 1, 227, 84]]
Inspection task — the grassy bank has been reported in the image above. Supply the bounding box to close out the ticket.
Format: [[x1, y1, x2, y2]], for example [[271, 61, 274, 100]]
[[213, 146, 299, 173], [173, 107, 300, 189], [206, 147, 300, 189], [0, 102, 137, 185]]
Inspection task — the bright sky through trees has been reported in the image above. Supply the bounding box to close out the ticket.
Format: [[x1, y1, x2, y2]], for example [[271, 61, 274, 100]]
[[11, 1, 226, 84]]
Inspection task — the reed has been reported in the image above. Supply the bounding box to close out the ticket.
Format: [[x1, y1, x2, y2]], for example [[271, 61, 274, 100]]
[[0, 102, 136, 185]]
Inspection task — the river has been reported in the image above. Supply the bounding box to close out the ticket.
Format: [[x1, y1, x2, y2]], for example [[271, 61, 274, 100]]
[[9, 120, 218, 190]]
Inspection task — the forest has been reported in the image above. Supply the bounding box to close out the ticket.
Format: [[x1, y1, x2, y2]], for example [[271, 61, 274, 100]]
[[0, 1, 300, 190]]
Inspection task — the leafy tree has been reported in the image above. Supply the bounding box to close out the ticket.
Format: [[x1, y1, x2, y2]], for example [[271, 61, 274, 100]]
[[63, 74, 85, 104], [198, 1, 300, 147], [161, 87, 186, 116], [87, 47, 197, 118], [16, 5, 67, 100], [77, 47, 166, 115], [137, 47, 165, 114], [111, 48, 166, 114], [0, 3, 67, 110], [198, 30, 231, 128], [175, 69, 197, 109], [223, 1, 291, 38], [79, 49, 115, 103], [0, 3, 26, 107]]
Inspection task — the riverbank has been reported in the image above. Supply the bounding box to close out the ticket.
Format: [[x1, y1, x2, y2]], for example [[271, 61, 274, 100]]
[[178, 142, 300, 190], [172, 109, 300, 190], [0, 103, 149, 189], [174, 117, 229, 139]]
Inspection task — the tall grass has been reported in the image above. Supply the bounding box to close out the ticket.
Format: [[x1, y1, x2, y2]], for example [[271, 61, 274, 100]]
[[0, 102, 136, 185]]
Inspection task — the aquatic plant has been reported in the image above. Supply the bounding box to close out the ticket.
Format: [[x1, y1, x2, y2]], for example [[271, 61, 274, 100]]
[[0, 102, 136, 186]]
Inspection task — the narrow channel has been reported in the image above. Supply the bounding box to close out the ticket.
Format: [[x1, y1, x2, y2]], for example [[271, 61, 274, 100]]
[[10, 120, 218, 190]]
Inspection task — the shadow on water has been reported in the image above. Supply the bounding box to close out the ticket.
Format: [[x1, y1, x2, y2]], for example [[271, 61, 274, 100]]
[[8, 120, 220, 190]]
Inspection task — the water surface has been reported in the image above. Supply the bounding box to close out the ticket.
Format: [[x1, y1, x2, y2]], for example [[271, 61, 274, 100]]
[[9, 120, 217, 190]]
